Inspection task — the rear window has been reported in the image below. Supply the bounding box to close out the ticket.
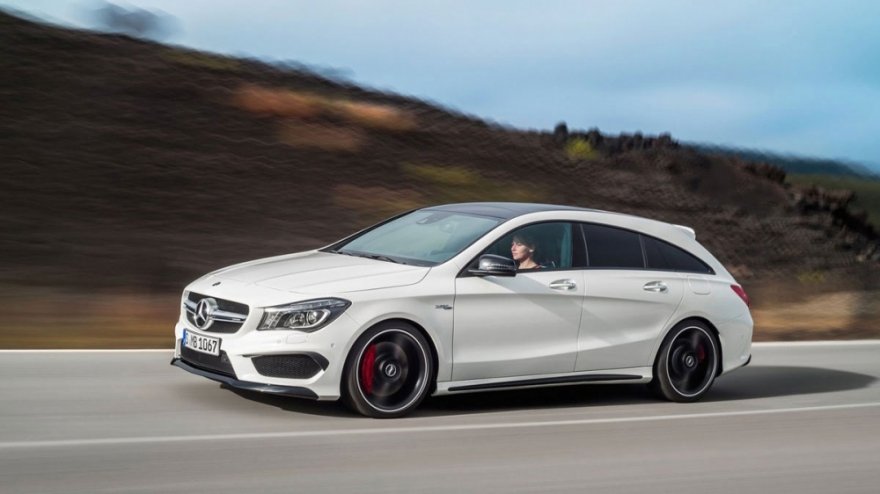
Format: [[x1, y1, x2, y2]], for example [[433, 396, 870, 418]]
[[643, 235, 713, 274], [582, 224, 644, 269]]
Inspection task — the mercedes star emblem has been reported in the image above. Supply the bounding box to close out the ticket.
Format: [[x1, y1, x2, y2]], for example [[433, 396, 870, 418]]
[[194, 298, 218, 329]]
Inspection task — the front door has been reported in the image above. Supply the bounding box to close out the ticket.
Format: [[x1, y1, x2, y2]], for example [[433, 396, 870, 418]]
[[452, 222, 584, 381]]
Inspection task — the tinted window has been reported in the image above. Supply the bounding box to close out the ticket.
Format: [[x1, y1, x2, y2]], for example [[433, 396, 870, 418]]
[[643, 235, 713, 274], [582, 224, 644, 269]]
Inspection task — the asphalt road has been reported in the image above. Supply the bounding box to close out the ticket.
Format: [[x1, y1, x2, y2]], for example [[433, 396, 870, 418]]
[[1, 342, 879, 493]]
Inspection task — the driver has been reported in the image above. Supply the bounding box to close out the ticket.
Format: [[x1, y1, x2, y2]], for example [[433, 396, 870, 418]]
[[511, 233, 542, 270]]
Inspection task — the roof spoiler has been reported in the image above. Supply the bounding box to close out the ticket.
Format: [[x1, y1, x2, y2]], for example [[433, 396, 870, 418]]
[[673, 224, 696, 239]]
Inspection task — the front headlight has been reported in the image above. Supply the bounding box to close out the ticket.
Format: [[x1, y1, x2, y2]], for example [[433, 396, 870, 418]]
[[258, 298, 351, 332]]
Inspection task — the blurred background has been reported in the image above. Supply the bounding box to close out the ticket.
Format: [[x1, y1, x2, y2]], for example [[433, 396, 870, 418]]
[[1, 1, 878, 347]]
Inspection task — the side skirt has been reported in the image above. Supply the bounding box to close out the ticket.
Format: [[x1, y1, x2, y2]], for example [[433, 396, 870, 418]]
[[436, 367, 652, 395]]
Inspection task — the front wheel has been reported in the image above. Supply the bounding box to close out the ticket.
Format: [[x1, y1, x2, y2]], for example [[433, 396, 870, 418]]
[[651, 321, 719, 402], [342, 322, 434, 418]]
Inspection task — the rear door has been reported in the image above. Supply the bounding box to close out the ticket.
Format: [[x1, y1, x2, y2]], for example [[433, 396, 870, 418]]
[[575, 223, 685, 371]]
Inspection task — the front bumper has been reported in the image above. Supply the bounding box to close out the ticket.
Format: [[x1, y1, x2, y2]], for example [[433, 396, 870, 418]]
[[172, 308, 361, 400], [171, 358, 318, 399]]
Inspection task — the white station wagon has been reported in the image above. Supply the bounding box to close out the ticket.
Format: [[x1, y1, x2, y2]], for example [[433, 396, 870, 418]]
[[172, 203, 753, 417]]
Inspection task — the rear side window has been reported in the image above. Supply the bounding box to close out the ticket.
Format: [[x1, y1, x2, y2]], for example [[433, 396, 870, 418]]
[[582, 224, 644, 269], [643, 235, 713, 274]]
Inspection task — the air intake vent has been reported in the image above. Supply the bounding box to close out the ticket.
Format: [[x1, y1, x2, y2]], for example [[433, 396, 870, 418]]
[[252, 354, 326, 379]]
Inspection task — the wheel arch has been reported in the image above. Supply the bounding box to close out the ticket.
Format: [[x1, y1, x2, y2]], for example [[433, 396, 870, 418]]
[[655, 316, 724, 377], [344, 317, 440, 394]]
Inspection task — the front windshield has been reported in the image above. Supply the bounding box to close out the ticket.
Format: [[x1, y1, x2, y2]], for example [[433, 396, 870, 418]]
[[331, 210, 502, 266]]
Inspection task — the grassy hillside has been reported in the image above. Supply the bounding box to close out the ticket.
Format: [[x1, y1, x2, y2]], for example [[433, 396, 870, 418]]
[[2, 11, 880, 346], [787, 174, 880, 227]]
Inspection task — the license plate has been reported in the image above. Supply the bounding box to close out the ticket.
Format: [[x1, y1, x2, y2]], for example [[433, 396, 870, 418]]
[[182, 329, 221, 356]]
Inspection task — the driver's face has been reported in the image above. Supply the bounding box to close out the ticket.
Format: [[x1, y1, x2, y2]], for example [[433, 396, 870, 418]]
[[511, 240, 531, 261]]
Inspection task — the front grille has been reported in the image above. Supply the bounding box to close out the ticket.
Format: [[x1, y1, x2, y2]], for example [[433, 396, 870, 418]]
[[184, 316, 242, 334], [181, 347, 236, 377], [252, 354, 324, 379], [185, 292, 249, 334], [188, 292, 249, 314]]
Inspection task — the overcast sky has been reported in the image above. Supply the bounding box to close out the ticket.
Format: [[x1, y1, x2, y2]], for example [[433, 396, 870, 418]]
[[5, 0, 879, 170]]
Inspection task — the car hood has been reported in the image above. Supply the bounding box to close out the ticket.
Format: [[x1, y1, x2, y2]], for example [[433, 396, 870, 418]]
[[210, 250, 430, 294]]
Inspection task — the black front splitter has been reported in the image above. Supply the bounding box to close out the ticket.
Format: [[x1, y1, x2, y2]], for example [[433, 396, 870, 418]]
[[171, 358, 319, 400]]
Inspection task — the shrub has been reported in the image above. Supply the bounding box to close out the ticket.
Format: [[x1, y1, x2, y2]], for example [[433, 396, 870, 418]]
[[402, 163, 479, 186], [233, 85, 322, 118], [233, 84, 417, 131], [335, 101, 417, 131], [565, 137, 597, 160]]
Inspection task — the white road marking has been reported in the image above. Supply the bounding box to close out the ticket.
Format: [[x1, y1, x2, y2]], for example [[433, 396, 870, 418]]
[[1, 401, 878, 450], [753, 340, 880, 347], [1, 340, 878, 353]]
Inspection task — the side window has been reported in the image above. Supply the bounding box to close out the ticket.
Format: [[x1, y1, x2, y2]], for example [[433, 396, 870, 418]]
[[643, 235, 713, 274], [479, 222, 578, 271], [582, 223, 644, 269]]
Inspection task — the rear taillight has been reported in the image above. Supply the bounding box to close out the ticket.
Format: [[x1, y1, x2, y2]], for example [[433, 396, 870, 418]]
[[731, 284, 750, 308]]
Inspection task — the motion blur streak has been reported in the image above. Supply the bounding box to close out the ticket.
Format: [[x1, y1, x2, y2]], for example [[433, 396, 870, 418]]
[[1, 10, 879, 350]]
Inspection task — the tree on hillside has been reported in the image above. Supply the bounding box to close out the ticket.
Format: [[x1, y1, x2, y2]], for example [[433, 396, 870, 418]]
[[90, 1, 178, 40]]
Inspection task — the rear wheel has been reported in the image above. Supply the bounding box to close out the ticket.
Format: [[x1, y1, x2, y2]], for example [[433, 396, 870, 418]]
[[651, 321, 719, 402], [342, 322, 434, 418]]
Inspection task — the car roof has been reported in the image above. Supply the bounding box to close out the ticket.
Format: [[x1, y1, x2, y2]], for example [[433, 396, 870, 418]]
[[422, 202, 600, 220]]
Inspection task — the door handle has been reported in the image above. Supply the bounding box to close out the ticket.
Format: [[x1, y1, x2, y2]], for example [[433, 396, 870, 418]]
[[643, 281, 668, 293], [549, 279, 577, 291]]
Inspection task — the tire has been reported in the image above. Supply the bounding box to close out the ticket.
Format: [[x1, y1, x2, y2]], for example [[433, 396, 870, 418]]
[[342, 322, 434, 418], [650, 320, 719, 402]]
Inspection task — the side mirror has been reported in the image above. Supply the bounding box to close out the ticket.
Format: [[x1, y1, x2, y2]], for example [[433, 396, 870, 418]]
[[468, 254, 517, 277]]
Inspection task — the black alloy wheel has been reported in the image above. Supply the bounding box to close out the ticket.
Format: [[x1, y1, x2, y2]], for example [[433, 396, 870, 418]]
[[343, 322, 434, 418], [651, 321, 719, 402]]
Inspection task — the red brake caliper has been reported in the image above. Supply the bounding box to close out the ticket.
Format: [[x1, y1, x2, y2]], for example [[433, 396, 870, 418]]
[[697, 344, 706, 362], [360, 345, 376, 395]]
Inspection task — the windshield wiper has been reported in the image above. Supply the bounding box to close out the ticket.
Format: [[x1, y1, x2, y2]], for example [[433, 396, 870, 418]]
[[336, 250, 406, 265], [363, 253, 405, 264]]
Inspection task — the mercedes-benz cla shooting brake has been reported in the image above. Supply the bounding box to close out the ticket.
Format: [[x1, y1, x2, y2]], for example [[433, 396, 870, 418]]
[[172, 203, 753, 417]]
